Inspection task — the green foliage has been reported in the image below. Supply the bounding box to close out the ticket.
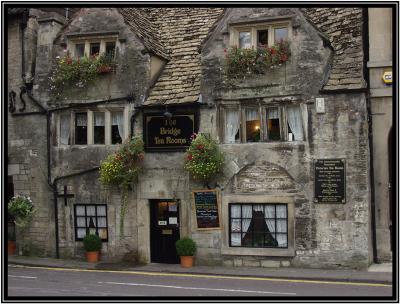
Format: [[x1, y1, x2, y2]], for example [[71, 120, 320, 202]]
[[8, 196, 35, 228], [175, 237, 197, 256], [184, 133, 224, 182], [99, 137, 145, 188], [225, 41, 291, 79], [83, 234, 102, 252], [49, 53, 116, 96]]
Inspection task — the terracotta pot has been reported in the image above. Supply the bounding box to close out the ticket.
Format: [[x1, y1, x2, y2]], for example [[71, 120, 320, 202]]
[[180, 256, 194, 268], [86, 251, 99, 263], [8, 241, 16, 256]]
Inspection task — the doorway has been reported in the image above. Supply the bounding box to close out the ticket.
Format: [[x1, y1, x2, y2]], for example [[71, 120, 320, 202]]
[[150, 199, 180, 263], [388, 128, 393, 251]]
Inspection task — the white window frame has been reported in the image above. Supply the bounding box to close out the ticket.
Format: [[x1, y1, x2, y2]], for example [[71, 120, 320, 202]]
[[229, 21, 292, 48], [57, 106, 130, 146]]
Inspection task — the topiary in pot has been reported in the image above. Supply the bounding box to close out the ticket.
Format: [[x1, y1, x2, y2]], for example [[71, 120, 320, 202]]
[[83, 234, 102, 262], [175, 237, 197, 268]]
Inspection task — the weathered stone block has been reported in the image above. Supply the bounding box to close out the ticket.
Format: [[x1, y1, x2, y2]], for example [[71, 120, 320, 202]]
[[261, 260, 281, 268]]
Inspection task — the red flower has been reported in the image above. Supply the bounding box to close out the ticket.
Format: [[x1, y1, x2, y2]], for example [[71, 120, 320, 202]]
[[270, 48, 276, 55], [66, 57, 72, 64], [196, 144, 204, 150], [280, 54, 288, 62], [224, 48, 227, 53], [138, 152, 145, 161], [187, 153, 193, 161]]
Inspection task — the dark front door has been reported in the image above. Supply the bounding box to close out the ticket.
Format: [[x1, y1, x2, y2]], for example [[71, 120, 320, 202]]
[[150, 200, 180, 264]]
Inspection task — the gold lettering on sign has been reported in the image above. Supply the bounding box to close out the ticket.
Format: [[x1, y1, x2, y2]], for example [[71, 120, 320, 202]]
[[160, 127, 182, 137]]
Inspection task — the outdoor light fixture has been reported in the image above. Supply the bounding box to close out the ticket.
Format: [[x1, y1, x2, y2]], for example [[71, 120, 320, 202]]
[[163, 106, 173, 120]]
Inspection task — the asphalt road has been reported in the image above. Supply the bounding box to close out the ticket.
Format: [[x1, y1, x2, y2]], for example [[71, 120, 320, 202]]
[[7, 265, 392, 298]]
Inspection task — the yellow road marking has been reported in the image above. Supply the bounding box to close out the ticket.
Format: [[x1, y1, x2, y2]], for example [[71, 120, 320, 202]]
[[9, 264, 392, 288]]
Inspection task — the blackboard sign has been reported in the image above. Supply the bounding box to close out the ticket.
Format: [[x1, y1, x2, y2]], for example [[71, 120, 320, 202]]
[[193, 190, 220, 230], [314, 159, 346, 204], [144, 113, 197, 151]]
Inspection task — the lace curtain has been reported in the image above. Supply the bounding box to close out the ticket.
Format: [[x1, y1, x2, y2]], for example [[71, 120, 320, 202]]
[[246, 109, 258, 121], [60, 114, 70, 145], [225, 109, 240, 143], [76, 114, 87, 126], [287, 106, 304, 141], [94, 112, 105, 127], [112, 112, 124, 139], [230, 205, 241, 246]]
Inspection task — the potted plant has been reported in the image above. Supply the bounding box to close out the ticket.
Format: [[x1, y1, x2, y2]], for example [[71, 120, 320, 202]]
[[175, 237, 197, 268], [83, 233, 102, 263]]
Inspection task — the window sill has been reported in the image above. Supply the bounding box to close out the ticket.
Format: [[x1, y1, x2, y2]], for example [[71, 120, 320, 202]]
[[221, 246, 295, 257]]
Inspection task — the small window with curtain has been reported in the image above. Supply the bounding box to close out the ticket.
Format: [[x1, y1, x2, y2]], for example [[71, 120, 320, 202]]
[[229, 203, 288, 248], [60, 113, 70, 145], [111, 112, 124, 144], [93, 112, 105, 144], [75, 113, 87, 145], [224, 108, 240, 144], [245, 108, 260, 142], [239, 31, 251, 48], [74, 204, 108, 241], [266, 108, 281, 141]]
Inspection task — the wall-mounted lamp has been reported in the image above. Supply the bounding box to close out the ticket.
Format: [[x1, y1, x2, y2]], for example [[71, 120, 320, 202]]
[[163, 106, 173, 120]]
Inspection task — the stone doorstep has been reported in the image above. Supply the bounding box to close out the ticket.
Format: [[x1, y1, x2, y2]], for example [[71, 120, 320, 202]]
[[368, 263, 392, 273]]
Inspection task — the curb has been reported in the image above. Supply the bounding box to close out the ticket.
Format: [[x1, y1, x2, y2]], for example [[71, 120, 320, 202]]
[[8, 261, 392, 285]]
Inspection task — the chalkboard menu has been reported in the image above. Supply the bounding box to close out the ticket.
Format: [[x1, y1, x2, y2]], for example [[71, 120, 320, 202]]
[[193, 190, 220, 229], [314, 159, 346, 204]]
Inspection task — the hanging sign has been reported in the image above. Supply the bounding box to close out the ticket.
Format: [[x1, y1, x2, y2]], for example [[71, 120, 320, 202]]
[[314, 159, 346, 204], [192, 189, 221, 230], [144, 112, 197, 151]]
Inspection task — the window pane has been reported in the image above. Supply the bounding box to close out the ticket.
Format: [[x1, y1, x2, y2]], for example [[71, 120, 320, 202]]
[[97, 217, 107, 228], [98, 228, 108, 240], [287, 106, 304, 141], [224, 109, 240, 143], [274, 28, 288, 43], [230, 205, 241, 218], [276, 219, 287, 232], [75, 113, 87, 145], [231, 219, 241, 232], [77, 228, 87, 239], [242, 205, 252, 218], [87, 206, 96, 216], [239, 31, 251, 48], [276, 205, 287, 218], [257, 30, 268, 46], [231, 233, 241, 246], [277, 234, 288, 247], [76, 217, 86, 227], [266, 108, 280, 141], [60, 114, 70, 145], [111, 112, 124, 144], [75, 43, 85, 58], [253, 233, 264, 247], [246, 109, 260, 142], [97, 205, 106, 216], [94, 112, 105, 144], [90, 43, 100, 56], [105, 42, 116, 58], [87, 216, 96, 227], [76, 206, 85, 216], [264, 205, 275, 218]]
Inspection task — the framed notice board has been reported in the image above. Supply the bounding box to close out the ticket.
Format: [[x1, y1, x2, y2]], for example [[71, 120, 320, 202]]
[[314, 158, 346, 204], [192, 189, 221, 230]]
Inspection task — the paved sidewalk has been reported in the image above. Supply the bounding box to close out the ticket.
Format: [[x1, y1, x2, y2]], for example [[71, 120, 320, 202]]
[[8, 255, 393, 284]]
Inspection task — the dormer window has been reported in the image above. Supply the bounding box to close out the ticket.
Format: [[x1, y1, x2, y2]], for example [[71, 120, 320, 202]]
[[230, 21, 291, 48], [68, 36, 118, 59]]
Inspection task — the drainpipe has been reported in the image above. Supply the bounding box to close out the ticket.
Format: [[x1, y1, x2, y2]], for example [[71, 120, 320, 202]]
[[362, 8, 379, 264]]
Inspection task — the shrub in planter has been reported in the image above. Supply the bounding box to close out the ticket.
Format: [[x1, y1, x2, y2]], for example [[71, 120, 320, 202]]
[[83, 234, 102, 262], [175, 237, 197, 268], [184, 133, 224, 183], [8, 195, 35, 229]]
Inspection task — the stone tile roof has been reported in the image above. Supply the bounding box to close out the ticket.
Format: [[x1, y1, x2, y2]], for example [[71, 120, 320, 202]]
[[118, 8, 170, 59], [302, 8, 366, 91], [124, 8, 225, 106], [7, 8, 27, 15]]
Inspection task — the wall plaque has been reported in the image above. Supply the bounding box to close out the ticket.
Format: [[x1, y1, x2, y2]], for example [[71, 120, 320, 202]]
[[314, 159, 346, 204], [192, 190, 220, 230], [144, 112, 197, 151]]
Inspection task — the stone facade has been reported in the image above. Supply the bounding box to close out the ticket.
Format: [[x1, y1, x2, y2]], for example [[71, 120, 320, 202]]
[[6, 7, 378, 270]]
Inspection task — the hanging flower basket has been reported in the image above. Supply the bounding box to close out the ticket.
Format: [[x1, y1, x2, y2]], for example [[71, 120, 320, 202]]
[[184, 133, 224, 182]]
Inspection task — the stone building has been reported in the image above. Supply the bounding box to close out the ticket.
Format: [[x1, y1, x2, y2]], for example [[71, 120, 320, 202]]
[[6, 7, 386, 269]]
